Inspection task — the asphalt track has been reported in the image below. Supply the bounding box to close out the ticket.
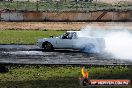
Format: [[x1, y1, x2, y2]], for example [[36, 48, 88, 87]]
[[0, 45, 132, 65]]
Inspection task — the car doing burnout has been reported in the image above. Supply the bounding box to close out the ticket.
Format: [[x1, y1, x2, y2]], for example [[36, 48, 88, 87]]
[[36, 31, 105, 53]]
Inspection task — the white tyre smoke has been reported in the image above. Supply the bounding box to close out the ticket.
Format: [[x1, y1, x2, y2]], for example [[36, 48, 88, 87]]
[[80, 25, 132, 61]]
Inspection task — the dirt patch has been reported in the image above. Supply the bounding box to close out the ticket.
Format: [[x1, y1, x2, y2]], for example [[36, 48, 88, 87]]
[[0, 22, 132, 30], [0, 22, 87, 30]]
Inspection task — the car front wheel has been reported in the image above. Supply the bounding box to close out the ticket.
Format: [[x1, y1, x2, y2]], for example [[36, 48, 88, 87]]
[[42, 42, 54, 51]]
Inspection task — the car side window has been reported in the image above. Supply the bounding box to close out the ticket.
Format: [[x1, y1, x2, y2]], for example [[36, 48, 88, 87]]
[[68, 33, 73, 39], [72, 32, 77, 39], [62, 33, 71, 39], [61, 32, 77, 39], [62, 33, 68, 39]]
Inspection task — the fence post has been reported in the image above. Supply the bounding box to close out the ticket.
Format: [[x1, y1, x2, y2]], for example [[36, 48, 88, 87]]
[[76, 1, 78, 11], [25, 1, 29, 11], [17, 1, 18, 10], [36, 0, 39, 11], [95, 0, 97, 10], [56, 0, 60, 11]]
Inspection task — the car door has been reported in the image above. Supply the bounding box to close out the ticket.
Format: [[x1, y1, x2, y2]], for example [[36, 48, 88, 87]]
[[56, 33, 73, 49], [57, 39, 73, 49]]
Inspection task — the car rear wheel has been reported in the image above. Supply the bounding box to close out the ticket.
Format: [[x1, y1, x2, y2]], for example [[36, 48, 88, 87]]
[[42, 42, 54, 51]]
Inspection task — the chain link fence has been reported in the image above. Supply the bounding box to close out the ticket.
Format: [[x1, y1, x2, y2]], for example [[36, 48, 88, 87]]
[[0, 0, 131, 11]]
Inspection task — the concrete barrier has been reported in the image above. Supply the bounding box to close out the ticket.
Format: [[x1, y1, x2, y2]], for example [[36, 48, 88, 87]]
[[0, 10, 132, 21]]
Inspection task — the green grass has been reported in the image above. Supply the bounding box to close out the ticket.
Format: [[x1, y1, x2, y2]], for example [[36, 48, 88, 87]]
[[0, 30, 65, 44], [0, 1, 131, 11], [0, 65, 131, 88]]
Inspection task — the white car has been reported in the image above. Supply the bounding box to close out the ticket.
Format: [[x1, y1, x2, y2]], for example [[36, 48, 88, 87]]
[[36, 31, 105, 53]]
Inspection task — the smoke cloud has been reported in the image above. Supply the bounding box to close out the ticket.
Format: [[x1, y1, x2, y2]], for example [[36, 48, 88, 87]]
[[80, 25, 132, 61]]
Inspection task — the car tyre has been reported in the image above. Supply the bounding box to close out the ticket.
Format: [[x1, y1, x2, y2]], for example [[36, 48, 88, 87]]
[[42, 42, 54, 51]]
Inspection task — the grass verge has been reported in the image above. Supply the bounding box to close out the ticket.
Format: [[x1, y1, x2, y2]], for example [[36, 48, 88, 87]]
[[0, 65, 131, 88], [0, 30, 65, 44], [0, 1, 131, 11]]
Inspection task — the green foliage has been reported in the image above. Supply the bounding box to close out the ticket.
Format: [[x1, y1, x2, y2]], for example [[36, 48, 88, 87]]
[[0, 1, 131, 11], [0, 65, 131, 88], [0, 30, 65, 44]]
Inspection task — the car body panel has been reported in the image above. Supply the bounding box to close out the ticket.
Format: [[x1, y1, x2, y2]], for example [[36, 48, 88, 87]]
[[36, 31, 105, 53]]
